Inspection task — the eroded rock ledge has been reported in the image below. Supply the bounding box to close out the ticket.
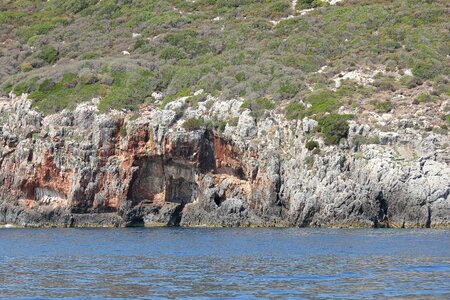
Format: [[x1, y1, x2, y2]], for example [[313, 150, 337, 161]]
[[0, 94, 448, 228]]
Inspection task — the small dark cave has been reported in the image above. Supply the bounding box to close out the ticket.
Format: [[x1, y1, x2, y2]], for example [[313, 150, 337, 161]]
[[214, 192, 226, 207], [199, 130, 246, 180], [127, 156, 198, 205], [167, 204, 185, 226], [374, 191, 389, 228]]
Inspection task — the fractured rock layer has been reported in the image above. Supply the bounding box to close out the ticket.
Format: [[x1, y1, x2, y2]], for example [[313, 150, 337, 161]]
[[0, 95, 449, 228]]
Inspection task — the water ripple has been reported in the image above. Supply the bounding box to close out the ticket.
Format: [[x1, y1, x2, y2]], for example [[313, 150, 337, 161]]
[[0, 228, 449, 299]]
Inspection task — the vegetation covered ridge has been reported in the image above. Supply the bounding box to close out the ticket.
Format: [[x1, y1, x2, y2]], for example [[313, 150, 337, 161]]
[[0, 0, 448, 126]]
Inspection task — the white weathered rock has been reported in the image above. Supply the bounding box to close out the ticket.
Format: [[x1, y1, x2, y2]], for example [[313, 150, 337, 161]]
[[151, 92, 164, 102], [238, 110, 257, 139], [0, 93, 448, 228], [302, 118, 318, 133]]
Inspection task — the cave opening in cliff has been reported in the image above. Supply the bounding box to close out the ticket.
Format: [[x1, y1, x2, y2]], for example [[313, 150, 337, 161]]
[[165, 176, 197, 204], [127, 156, 198, 206], [199, 130, 246, 180]]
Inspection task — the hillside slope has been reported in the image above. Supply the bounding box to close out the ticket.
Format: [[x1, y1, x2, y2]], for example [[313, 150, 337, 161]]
[[1, 0, 449, 114]]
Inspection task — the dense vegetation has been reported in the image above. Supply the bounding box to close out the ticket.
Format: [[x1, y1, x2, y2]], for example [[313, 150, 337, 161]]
[[0, 0, 448, 117]]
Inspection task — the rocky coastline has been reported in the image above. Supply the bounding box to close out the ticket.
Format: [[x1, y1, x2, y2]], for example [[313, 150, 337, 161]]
[[0, 94, 449, 228]]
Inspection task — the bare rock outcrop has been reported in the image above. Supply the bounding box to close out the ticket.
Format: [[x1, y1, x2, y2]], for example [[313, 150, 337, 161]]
[[0, 94, 448, 228]]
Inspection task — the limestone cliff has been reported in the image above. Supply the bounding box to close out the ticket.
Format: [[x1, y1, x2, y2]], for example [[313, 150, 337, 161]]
[[0, 94, 448, 228]]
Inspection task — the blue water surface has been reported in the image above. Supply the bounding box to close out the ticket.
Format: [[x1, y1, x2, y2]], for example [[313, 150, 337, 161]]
[[0, 228, 449, 299]]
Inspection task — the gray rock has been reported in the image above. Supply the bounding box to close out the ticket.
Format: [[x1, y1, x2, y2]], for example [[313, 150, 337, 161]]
[[302, 117, 318, 133], [0, 94, 448, 228]]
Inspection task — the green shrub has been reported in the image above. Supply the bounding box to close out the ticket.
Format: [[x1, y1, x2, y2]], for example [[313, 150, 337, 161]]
[[413, 58, 446, 80], [17, 22, 58, 44], [166, 66, 206, 95], [2, 82, 13, 94], [235, 72, 246, 83], [0, 11, 25, 26], [375, 101, 393, 113], [406, 77, 423, 89], [160, 47, 186, 60], [284, 88, 348, 120], [63, 0, 98, 14], [240, 97, 275, 119], [99, 69, 157, 112], [182, 117, 208, 130], [297, 0, 324, 10], [133, 39, 148, 50], [38, 79, 56, 92], [182, 117, 230, 132], [163, 30, 207, 56], [212, 120, 227, 132], [278, 81, 299, 99], [264, 1, 291, 18], [318, 114, 353, 145], [353, 135, 380, 149], [373, 77, 396, 92], [20, 62, 33, 72], [120, 123, 127, 137], [285, 102, 303, 120], [305, 140, 319, 151], [164, 30, 197, 47], [186, 93, 207, 107], [416, 93, 428, 103], [13, 77, 40, 95], [304, 90, 339, 115], [82, 51, 101, 60], [444, 114, 450, 125], [38, 45, 59, 65], [28, 73, 101, 115]]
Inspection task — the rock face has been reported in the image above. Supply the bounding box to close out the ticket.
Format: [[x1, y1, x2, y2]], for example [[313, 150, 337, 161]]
[[0, 94, 449, 228]]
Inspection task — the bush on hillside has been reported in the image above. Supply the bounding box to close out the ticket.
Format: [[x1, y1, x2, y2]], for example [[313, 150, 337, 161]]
[[182, 117, 208, 131], [240, 97, 275, 119], [38, 45, 59, 65], [375, 101, 393, 113], [318, 114, 353, 145], [297, 0, 324, 10], [305, 140, 319, 151]]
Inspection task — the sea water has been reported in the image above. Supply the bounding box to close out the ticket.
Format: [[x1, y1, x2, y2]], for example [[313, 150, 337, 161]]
[[0, 228, 449, 299]]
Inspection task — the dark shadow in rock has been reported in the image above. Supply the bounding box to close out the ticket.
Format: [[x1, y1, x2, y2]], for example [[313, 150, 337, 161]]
[[168, 204, 185, 226]]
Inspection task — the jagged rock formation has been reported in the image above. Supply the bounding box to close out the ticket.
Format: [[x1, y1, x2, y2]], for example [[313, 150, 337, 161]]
[[0, 94, 449, 228]]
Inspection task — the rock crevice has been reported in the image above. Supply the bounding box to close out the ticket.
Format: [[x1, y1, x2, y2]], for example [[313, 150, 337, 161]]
[[0, 95, 448, 228]]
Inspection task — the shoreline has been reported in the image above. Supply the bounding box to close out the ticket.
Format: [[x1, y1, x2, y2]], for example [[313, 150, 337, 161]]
[[2, 222, 449, 229]]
